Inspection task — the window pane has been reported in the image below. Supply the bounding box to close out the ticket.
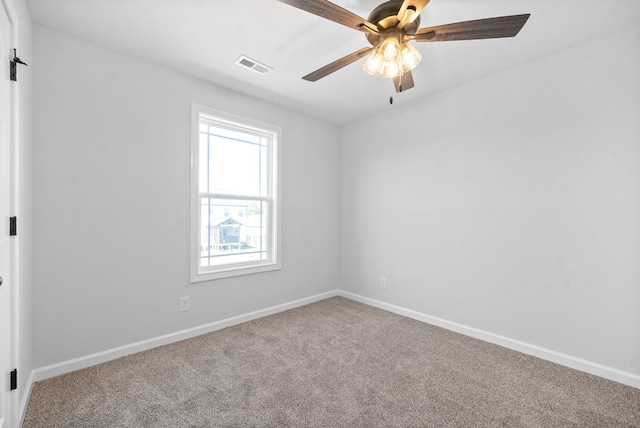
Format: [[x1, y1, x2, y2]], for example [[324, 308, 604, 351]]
[[199, 125, 268, 196], [200, 198, 269, 268]]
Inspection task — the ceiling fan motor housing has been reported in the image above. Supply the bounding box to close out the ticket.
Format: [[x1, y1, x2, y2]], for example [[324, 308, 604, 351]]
[[365, 0, 421, 46]]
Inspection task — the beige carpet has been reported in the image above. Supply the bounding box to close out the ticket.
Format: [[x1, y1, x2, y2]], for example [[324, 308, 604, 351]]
[[23, 297, 640, 427]]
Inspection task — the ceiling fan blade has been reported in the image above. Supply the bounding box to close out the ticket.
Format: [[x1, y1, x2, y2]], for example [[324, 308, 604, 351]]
[[392, 71, 415, 93], [276, 0, 379, 33], [411, 14, 530, 42], [302, 47, 373, 82], [397, 0, 431, 29]]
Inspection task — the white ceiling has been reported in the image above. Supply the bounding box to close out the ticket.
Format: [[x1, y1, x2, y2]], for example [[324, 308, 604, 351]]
[[26, 0, 640, 126]]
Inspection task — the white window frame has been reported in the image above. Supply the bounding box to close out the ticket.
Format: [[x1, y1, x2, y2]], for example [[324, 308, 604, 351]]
[[191, 104, 282, 282]]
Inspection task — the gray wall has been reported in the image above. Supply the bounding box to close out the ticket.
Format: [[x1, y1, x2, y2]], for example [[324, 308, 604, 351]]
[[32, 25, 339, 367], [339, 25, 640, 376]]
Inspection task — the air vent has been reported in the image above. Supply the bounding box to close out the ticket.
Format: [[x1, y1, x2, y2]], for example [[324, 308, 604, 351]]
[[235, 55, 272, 75]]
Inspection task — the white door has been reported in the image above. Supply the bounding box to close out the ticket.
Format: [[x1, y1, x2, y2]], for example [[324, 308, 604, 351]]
[[0, 3, 14, 427]]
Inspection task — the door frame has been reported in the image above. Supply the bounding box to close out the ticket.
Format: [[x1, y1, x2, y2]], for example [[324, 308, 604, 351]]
[[0, 0, 18, 426]]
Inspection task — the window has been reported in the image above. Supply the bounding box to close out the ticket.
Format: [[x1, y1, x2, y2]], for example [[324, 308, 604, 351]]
[[191, 105, 281, 281]]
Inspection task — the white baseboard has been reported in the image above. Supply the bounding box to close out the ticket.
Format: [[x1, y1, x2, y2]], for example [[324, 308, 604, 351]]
[[31, 290, 338, 383], [338, 290, 640, 389]]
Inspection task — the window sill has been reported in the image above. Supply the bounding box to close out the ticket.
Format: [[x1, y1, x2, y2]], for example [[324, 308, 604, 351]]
[[191, 262, 281, 282]]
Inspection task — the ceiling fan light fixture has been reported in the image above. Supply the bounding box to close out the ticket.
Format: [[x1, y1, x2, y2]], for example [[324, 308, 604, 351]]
[[363, 37, 421, 78], [363, 47, 383, 75], [400, 42, 422, 72], [380, 37, 400, 61], [363, 36, 400, 78], [382, 62, 401, 78]]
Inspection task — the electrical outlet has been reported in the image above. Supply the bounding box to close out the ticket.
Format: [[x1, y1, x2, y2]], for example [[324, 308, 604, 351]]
[[380, 277, 387, 289], [179, 296, 190, 312]]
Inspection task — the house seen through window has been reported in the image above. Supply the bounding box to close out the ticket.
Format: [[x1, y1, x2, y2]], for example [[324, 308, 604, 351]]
[[191, 105, 281, 281]]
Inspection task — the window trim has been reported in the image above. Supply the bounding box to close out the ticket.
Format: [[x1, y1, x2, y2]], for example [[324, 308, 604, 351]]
[[190, 104, 282, 282]]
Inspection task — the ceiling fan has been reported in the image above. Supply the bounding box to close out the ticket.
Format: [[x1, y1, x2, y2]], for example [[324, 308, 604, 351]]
[[276, 0, 530, 93]]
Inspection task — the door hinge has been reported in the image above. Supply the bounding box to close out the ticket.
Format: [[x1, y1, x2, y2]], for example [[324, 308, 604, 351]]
[[10, 369, 17, 390], [10, 49, 28, 82], [9, 216, 17, 236]]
